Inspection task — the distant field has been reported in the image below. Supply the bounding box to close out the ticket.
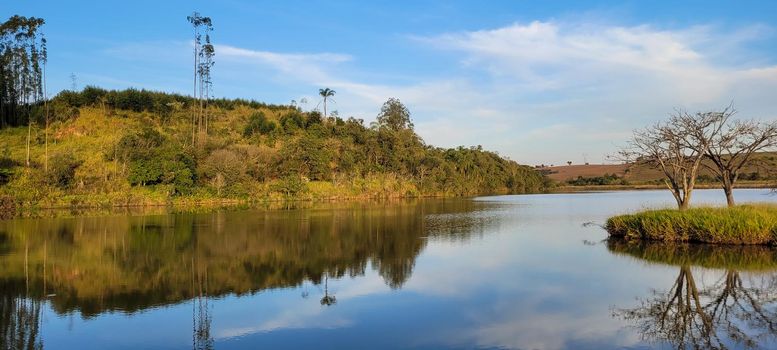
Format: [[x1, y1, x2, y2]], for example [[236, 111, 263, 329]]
[[543, 152, 777, 184], [544, 164, 629, 182]]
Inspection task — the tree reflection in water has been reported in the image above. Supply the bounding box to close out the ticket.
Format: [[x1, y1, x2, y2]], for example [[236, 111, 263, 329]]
[[0, 296, 43, 350], [320, 274, 336, 306], [0, 200, 495, 348], [1, 233, 44, 350], [609, 240, 777, 349], [192, 257, 213, 350]]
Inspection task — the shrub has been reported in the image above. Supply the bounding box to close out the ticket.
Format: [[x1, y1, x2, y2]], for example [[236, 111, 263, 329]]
[[47, 153, 83, 189], [198, 148, 249, 195], [271, 175, 307, 197], [305, 111, 323, 128], [243, 112, 276, 136], [0, 157, 19, 185], [277, 135, 331, 181], [0, 195, 16, 219], [568, 173, 628, 186], [117, 128, 195, 194], [279, 111, 305, 133]]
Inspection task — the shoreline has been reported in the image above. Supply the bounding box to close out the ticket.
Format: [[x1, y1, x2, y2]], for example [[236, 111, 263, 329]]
[[3, 184, 774, 220], [0, 193, 476, 220]]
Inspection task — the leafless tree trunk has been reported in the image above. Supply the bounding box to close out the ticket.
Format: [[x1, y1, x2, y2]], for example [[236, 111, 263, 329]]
[[620, 109, 725, 210], [189, 13, 200, 147], [699, 107, 777, 207], [26, 118, 31, 167]]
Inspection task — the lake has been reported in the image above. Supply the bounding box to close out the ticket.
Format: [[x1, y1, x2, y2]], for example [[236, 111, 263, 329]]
[[2, 189, 777, 349]]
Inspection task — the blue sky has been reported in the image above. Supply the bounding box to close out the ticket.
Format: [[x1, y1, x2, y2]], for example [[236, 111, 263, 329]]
[[5, 1, 777, 165]]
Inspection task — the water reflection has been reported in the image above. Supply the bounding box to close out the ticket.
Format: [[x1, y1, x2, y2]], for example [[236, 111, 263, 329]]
[[0, 297, 43, 350], [609, 240, 777, 349], [0, 200, 495, 348]]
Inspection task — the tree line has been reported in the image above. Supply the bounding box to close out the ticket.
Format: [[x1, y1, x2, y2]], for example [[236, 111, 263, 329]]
[[0, 87, 549, 204], [0, 13, 549, 209], [96, 91, 547, 198], [620, 105, 777, 209], [0, 15, 46, 128]]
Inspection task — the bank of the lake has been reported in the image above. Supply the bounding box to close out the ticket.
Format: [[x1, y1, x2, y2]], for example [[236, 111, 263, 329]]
[[606, 204, 777, 245], [0, 183, 532, 219]]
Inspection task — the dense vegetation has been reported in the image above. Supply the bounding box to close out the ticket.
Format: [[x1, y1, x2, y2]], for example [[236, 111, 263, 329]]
[[0, 87, 550, 211], [567, 173, 627, 186], [606, 204, 777, 245]]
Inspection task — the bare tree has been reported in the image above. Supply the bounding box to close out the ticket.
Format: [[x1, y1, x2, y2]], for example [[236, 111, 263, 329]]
[[701, 107, 777, 206], [620, 110, 722, 210]]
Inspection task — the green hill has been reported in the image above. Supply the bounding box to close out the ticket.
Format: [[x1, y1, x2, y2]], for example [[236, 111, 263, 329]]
[[0, 87, 550, 213]]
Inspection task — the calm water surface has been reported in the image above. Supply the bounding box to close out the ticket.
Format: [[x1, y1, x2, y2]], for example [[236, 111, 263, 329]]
[[2, 189, 777, 349]]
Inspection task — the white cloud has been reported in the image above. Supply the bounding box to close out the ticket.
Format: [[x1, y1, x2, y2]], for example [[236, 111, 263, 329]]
[[217, 44, 352, 83], [410, 21, 777, 163], [97, 20, 777, 165]]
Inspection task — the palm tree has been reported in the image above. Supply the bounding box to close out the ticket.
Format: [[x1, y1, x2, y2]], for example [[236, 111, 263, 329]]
[[318, 88, 335, 118], [320, 274, 337, 306]]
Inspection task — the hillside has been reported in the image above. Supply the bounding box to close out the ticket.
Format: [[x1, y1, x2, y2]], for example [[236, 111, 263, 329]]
[[543, 153, 777, 186], [0, 87, 550, 213]]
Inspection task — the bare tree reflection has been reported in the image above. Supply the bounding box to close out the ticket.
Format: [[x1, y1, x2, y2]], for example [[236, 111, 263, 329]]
[[610, 240, 777, 349]]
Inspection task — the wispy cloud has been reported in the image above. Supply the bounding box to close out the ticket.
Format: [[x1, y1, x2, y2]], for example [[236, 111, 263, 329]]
[[408, 21, 777, 163], [94, 20, 777, 165], [217, 44, 352, 82], [418, 21, 775, 102]]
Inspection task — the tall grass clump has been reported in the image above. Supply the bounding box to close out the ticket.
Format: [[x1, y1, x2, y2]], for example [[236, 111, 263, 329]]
[[606, 204, 777, 245]]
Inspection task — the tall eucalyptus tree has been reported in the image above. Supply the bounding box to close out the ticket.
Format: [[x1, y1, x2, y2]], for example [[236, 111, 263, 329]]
[[187, 12, 214, 145], [199, 30, 214, 134], [42, 34, 48, 171], [0, 16, 46, 168]]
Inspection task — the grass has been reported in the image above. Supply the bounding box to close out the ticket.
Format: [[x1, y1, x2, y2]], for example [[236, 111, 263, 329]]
[[606, 204, 777, 245]]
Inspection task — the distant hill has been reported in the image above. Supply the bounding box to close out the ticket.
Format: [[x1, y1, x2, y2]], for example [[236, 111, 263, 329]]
[[543, 153, 777, 186]]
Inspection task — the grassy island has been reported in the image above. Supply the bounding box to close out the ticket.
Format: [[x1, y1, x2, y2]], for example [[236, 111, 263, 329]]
[[606, 204, 777, 245]]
